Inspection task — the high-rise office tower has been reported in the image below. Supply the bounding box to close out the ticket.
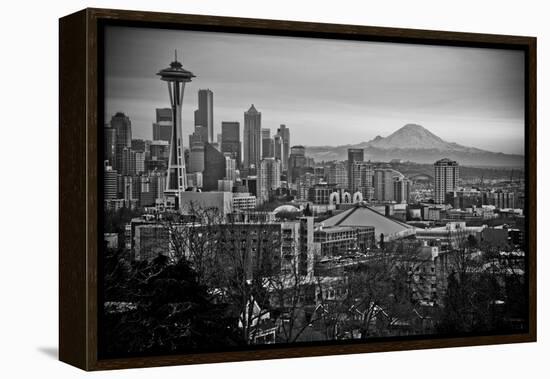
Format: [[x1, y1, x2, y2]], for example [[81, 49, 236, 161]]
[[224, 153, 237, 182], [261, 128, 270, 140], [157, 52, 195, 199], [121, 147, 136, 176], [393, 177, 411, 204], [135, 151, 146, 174], [202, 143, 226, 191], [221, 121, 241, 168], [288, 145, 307, 183], [434, 158, 459, 204], [152, 108, 173, 142], [297, 172, 316, 201], [273, 133, 283, 161], [243, 104, 262, 170], [156, 107, 172, 122], [261, 128, 274, 158], [327, 161, 348, 189], [104, 125, 116, 168], [131, 139, 148, 153], [149, 140, 169, 162], [120, 175, 135, 204], [351, 161, 374, 201], [277, 124, 290, 172], [110, 112, 132, 174], [262, 138, 274, 158], [189, 127, 206, 148], [137, 174, 162, 207], [374, 168, 402, 201], [136, 176, 152, 207], [347, 148, 364, 191], [194, 89, 214, 143], [258, 158, 281, 204], [104, 166, 118, 200], [188, 142, 205, 173]]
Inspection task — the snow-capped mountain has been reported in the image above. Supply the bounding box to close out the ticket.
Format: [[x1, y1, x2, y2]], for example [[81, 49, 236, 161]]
[[306, 124, 523, 167]]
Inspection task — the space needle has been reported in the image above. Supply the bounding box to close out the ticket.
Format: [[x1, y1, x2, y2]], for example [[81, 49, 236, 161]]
[[157, 51, 195, 207]]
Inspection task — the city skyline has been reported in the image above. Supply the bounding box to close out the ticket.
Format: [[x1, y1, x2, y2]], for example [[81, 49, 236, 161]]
[[100, 26, 528, 357], [104, 26, 525, 155]]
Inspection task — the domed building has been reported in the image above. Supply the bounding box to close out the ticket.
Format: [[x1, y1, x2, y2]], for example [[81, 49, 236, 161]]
[[273, 204, 300, 215]]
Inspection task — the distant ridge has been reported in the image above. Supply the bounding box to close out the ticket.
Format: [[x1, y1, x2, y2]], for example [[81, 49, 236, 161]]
[[306, 124, 524, 167]]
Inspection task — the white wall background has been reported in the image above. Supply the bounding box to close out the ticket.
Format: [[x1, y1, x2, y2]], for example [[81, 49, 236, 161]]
[[0, 0, 547, 377]]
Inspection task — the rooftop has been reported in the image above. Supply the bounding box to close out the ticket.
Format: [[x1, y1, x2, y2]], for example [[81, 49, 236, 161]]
[[157, 51, 196, 82], [320, 205, 415, 241]]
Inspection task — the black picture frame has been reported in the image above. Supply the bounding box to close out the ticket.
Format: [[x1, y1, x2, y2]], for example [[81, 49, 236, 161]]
[[59, 8, 537, 371]]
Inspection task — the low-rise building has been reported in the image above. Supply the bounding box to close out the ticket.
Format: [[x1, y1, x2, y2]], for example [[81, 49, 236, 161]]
[[415, 222, 485, 248], [232, 192, 257, 212], [179, 191, 233, 216], [314, 225, 375, 257]]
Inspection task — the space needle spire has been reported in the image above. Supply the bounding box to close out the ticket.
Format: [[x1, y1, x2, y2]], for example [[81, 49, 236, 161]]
[[157, 50, 196, 208]]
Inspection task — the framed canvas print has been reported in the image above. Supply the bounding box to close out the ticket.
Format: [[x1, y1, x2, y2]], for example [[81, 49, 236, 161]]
[[59, 8, 537, 371]]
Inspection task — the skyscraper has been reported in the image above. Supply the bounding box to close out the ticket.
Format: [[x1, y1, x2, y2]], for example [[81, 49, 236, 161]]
[[288, 145, 307, 183], [394, 177, 411, 204], [273, 133, 283, 161], [189, 127, 206, 147], [194, 89, 214, 143], [277, 124, 290, 172], [203, 142, 226, 191], [224, 153, 237, 182], [152, 108, 173, 142], [104, 165, 118, 200], [374, 168, 403, 201], [261, 128, 270, 140], [104, 125, 116, 168], [243, 104, 262, 170], [131, 139, 149, 154], [156, 107, 172, 122], [188, 142, 205, 173], [157, 52, 195, 199], [221, 121, 241, 168], [261, 128, 274, 158], [347, 148, 364, 191], [351, 161, 374, 201], [137, 172, 166, 207], [121, 147, 136, 176], [327, 161, 348, 189], [149, 140, 169, 162], [110, 112, 132, 174], [135, 151, 146, 175], [258, 158, 281, 204], [434, 158, 459, 204]]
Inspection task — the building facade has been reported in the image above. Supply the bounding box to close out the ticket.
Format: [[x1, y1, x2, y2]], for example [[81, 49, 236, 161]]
[[110, 112, 132, 174], [347, 148, 364, 191], [152, 107, 173, 142], [258, 158, 282, 204], [434, 158, 459, 204], [194, 89, 214, 143], [203, 142, 226, 191], [243, 104, 262, 170], [221, 121, 241, 168], [277, 124, 290, 172], [351, 162, 374, 201], [326, 162, 348, 189]]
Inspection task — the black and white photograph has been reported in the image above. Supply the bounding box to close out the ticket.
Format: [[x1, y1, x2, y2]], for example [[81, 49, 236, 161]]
[[100, 25, 528, 358]]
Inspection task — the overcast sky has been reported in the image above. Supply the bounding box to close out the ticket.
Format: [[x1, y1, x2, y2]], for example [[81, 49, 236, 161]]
[[104, 26, 525, 155]]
